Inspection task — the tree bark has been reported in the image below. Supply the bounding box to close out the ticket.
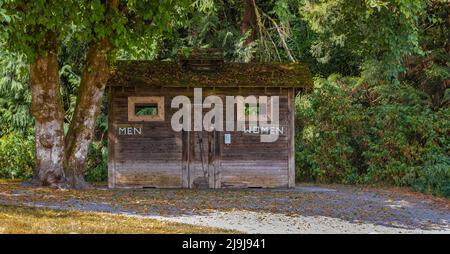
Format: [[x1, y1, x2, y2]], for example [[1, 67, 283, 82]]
[[64, 39, 112, 189], [64, 0, 118, 189], [240, 0, 258, 44], [30, 51, 68, 188]]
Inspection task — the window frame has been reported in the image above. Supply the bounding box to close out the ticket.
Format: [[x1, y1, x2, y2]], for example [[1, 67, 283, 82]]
[[128, 96, 165, 122], [237, 97, 272, 122]]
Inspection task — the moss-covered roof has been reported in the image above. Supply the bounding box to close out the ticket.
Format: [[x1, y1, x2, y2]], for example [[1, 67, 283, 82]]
[[107, 60, 313, 89]]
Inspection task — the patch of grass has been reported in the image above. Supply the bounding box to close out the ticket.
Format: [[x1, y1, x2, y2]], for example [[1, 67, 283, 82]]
[[0, 205, 237, 234]]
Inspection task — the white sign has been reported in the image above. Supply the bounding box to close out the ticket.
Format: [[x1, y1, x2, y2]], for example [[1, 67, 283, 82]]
[[224, 133, 231, 145]]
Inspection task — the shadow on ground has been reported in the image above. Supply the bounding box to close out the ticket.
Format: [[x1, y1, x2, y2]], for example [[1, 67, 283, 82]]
[[0, 181, 448, 232]]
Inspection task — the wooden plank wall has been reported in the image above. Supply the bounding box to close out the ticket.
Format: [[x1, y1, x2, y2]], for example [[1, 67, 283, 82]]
[[109, 87, 292, 189], [219, 89, 289, 188], [110, 87, 183, 188]]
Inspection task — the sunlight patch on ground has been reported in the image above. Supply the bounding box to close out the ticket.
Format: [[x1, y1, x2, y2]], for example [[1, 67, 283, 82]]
[[0, 204, 238, 234]]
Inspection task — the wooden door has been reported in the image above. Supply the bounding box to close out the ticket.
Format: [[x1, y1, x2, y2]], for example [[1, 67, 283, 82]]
[[182, 130, 221, 189]]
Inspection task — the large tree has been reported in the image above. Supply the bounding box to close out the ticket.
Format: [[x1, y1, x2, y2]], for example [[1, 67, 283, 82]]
[[2, 0, 191, 188], [240, 0, 257, 44]]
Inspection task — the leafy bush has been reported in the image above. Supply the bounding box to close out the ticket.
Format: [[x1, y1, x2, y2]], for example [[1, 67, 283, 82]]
[[0, 133, 108, 182], [413, 152, 450, 197], [296, 75, 365, 183], [84, 141, 108, 183], [297, 75, 450, 197], [0, 132, 34, 179], [84, 98, 109, 183]]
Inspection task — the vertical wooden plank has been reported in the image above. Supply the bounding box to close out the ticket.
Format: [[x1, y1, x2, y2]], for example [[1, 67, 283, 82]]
[[207, 131, 215, 188], [188, 131, 195, 188], [287, 88, 296, 188], [181, 130, 189, 188], [213, 130, 221, 189], [107, 87, 116, 188]]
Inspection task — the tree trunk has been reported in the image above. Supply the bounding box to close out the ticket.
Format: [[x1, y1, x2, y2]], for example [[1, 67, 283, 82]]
[[30, 52, 67, 188], [64, 39, 112, 189], [241, 0, 258, 44]]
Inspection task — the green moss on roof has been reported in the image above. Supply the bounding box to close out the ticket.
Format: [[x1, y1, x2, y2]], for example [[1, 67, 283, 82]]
[[107, 60, 313, 89]]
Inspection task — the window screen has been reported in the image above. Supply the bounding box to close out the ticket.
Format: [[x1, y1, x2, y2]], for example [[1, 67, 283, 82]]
[[135, 104, 158, 116]]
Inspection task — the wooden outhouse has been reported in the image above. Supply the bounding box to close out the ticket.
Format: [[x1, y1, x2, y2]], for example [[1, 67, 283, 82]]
[[107, 59, 312, 189]]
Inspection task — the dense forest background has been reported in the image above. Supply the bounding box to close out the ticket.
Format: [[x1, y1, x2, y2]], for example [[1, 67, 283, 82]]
[[0, 0, 449, 196]]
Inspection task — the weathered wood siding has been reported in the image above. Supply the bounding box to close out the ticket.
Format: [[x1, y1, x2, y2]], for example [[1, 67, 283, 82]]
[[108, 86, 292, 189], [109, 87, 183, 188], [218, 89, 289, 188]]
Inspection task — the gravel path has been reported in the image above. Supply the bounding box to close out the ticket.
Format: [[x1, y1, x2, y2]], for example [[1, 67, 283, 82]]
[[146, 210, 448, 234], [142, 186, 449, 233], [0, 182, 449, 233]]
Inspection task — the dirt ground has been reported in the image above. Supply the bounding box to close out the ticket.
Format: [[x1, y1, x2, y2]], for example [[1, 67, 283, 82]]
[[0, 181, 448, 233]]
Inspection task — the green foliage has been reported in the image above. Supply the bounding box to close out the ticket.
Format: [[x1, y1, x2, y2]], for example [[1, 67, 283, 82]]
[[302, 0, 425, 81], [1, 0, 193, 182], [296, 75, 366, 182], [1, 0, 193, 61], [84, 96, 109, 182], [0, 49, 32, 134], [0, 0, 448, 198], [1, 0, 76, 59], [159, 0, 257, 62], [0, 131, 34, 179], [85, 140, 108, 182], [297, 76, 450, 197], [413, 152, 450, 197]]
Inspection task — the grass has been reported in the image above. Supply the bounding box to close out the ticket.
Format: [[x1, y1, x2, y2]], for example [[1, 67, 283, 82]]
[[0, 204, 237, 234]]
